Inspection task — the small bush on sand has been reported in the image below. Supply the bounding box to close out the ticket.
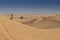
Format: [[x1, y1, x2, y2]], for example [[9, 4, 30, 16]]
[[20, 16, 24, 19]]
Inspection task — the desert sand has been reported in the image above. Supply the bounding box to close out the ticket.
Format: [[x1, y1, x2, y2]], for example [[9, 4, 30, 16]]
[[0, 14, 60, 40]]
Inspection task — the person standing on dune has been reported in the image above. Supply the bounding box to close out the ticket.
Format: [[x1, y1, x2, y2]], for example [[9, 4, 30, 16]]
[[10, 13, 13, 20]]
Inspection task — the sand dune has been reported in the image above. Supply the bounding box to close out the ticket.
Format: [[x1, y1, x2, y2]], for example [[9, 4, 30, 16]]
[[22, 16, 60, 29], [51, 15, 60, 21], [1, 14, 60, 40], [11, 15, 60, 29]]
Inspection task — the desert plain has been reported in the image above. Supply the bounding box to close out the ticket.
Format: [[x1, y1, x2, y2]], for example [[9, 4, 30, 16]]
[[0, 14, 60, 40]]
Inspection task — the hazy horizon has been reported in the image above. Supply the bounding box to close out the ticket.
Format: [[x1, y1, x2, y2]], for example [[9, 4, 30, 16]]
[[0, 0, 60, 14]]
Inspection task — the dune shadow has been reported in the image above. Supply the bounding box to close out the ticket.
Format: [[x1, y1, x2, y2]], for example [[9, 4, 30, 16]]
[[21, 17, 60, 29]]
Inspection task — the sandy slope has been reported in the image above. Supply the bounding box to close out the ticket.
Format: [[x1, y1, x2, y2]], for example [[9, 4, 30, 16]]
[[12, 15, 60, 29], [0, 15, 60, 40]]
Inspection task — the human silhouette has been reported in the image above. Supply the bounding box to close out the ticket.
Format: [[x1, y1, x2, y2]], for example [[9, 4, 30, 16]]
[[10, 13, 13, 20]]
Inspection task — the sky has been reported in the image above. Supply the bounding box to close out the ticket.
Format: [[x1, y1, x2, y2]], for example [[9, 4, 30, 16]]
[[0, 0, 60, 14]]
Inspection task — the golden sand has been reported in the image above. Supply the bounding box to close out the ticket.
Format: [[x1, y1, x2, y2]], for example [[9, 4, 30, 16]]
[[0, 15, 60, 40]]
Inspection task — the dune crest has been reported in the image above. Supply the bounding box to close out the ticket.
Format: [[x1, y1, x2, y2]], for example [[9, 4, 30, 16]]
[[16, 15, 60, 29]]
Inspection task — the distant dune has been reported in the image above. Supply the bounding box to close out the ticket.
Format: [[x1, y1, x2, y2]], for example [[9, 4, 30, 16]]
[[0, 14, 60, 40], [24, 16, 60, 29], [11, 14, 60, 29]]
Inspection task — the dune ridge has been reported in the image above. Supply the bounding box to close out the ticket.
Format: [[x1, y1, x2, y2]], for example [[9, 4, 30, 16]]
[[12, 15, 60, 29]]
